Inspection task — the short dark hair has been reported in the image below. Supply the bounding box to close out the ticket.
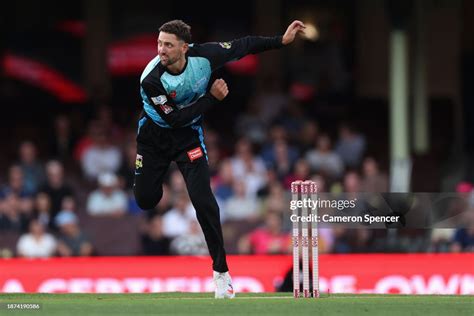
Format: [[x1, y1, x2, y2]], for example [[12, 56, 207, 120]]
[[159, 20, 192, 43]]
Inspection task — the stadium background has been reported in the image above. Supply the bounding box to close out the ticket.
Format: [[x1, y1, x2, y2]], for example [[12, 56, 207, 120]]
[[0, 0, 473, 294]]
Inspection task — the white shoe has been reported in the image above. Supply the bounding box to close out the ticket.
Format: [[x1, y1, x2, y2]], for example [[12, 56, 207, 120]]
[[213, 271, 235, 299]]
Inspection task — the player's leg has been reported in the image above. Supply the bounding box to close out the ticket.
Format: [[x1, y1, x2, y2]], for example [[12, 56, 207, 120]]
[[176, 157, 229, 272], [133, 117, 170, 210], [177, 156, 235, 298], [172, 125, 234, 298]]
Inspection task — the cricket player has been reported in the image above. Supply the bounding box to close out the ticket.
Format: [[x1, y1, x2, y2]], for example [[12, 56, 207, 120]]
[[134, 19, 305, 298]]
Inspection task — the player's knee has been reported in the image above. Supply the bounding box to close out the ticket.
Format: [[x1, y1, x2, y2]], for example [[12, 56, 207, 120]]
[[134, 188, 162, 210]]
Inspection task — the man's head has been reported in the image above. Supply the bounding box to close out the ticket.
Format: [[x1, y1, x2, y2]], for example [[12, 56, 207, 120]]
[[158, 20, 191, 67], [98, 172, 118, 195], [45, 160, 64, 187]]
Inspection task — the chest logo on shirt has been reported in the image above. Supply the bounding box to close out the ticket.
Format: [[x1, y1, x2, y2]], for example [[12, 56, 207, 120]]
[[151, 95, 167, 105], [170, 91, 177, 99], [187, 147, 203, 162], [219, 42, 232, 49], [135, 154, 143, 169]]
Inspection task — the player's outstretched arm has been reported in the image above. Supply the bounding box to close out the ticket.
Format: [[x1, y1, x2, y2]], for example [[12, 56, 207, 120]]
[[199, 19, 305, 70], [281, 20, 306, 45]]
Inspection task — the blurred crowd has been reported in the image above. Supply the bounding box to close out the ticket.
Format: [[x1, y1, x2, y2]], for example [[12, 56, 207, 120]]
[[0, 100, 473, 259]]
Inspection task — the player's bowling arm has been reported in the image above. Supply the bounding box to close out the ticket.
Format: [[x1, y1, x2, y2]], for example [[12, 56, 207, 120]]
[[281, 20, 306, 45], [199, 36, 284, 70]]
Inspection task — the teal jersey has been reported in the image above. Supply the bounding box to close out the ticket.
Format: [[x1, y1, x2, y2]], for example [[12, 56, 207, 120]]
[[140, 35, 283, 128]]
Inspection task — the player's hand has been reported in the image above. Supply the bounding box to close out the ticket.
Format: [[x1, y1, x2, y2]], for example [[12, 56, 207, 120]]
[[282, 20, 306, 45], [210, 79, 229, 101]]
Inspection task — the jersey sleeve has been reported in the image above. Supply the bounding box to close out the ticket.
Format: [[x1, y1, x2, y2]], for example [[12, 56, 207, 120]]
[[141, 79, 218, 128], [198, 35, 284, 70]]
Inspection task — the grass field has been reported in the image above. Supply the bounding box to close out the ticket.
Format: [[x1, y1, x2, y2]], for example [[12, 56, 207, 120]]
[[0, 292, 472, 316]]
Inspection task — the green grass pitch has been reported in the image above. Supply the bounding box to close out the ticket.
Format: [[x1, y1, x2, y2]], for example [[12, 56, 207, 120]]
[[0, 292, 472, 316]]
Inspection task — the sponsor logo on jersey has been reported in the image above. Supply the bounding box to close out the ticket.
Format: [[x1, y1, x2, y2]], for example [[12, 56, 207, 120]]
[[151, 95, 167, 105], [135, 154, 143, 169], [187, 147, 203, 162], [159, 104, 174, 114], [219, 42, 232, 49]]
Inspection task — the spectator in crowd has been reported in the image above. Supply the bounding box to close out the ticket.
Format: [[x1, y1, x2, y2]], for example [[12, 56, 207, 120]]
[[18, 141, 44, 194], [284, 158, 312, 189], [0, 193, 30, 231], [260, 182, 287, 215], [253, 79, 290, 126], [118, 138, 137, 191], [360, 157, 388, 192], [1, 165, 35, 204], [170, 220, 208, 255], [297, 120, 319, 154], [256, 167, 279, 198], [272, 140, 298, 180], [73, 120, 101, 162], [468, 185, 474, 209], [49, 114, 77, 162], [305, 134, 344, 179], [204, 127, 230, 178], [202, 127, 221, 152], [308, 174, 335, 252], [61, 195, 76, 213], [55, 210, 93, 257], [223, 180, 260, 222], [33, 192, 54, 231], [350, 229, 373, 253], [261, 125, 298, 169], [310, 174, 327, 193], [40, 160, 74, 219], [230, 138, 267, 197], [95, 105, 124, 145], [451, 213, 474, 252], [162, 193, 197, 239], [16, 218, 56, 258], [260, 182, 290, 230], [206, 146, 222, 178], [234, 96, 267, 145], [332, 229, 373, 254], [334, 123, 366, 168], [81, 126, 122, 181], [212, 159, 235, 202], [446, 181, 474, 220], [86, 173, 127, 217], [430, 228, 456, 252], [276, 99, 306, 140], [332, 227, 352, 253], [342, 171, 370, 216], [455, 182, 474, 205], [0, 166, 34, 231], [141, 215, 171, 255], [330, 171, 369, 253], [203, 128, 226, 177], [344, 171, 361, 193], [238, 211, 290, 254]]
